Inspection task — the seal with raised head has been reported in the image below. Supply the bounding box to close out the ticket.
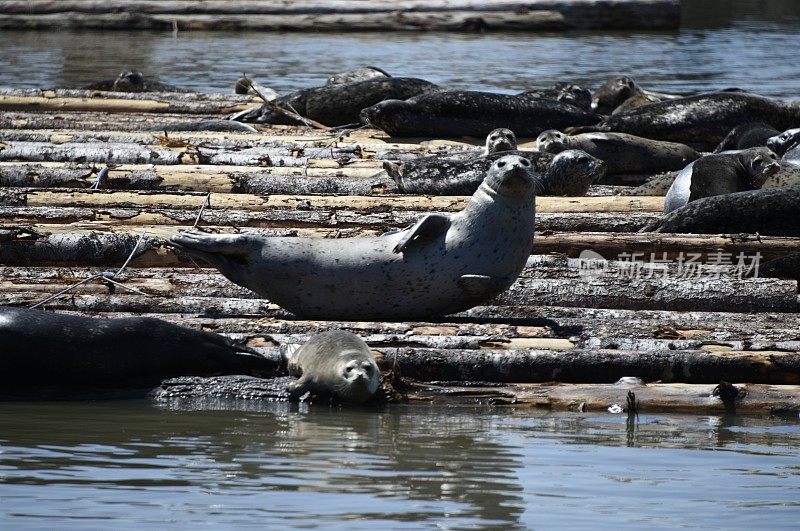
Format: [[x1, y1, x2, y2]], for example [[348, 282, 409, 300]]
[[663, 147, 781, 212], [169, 155, 537, 321], [283, 330, 381, 404], [234, 76, 439, 126], [582, 92, 800, 148], [360, 90, 600, 138], [590, 76, 678, 115], [536, 129, 699, 175], [387, 148, 604, 196], [0, 306, 275, 392]]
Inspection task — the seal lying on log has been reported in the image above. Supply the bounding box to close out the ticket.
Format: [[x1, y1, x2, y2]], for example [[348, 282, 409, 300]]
[[360, 90, 600, 138], [283, 330, 381, 404], [664, 147, 781, 212], [591, 76, 681, 115], [580, 92, 800, 147], [234, 77, 439, 126], [81, 70, 188, 93], [519, 81, 592, 111], [536, 129, 699, 175], [713, 122, 780, 153], [169, 155, 537, 321], [387, 149, 605, 196], [644, 187, 800, 236], [0, 306, 276, 393], [767, 127, 800, 157]]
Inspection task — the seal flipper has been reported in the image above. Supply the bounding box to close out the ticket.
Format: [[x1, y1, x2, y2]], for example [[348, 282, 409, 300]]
[[392, 214, 450, 254], [287, 376, 312, 401], [457, 274, 511, 298]]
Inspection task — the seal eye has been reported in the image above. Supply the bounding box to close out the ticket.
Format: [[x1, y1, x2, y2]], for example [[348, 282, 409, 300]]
[[520, 159, 530, 167], [497, 161, 507, 168]]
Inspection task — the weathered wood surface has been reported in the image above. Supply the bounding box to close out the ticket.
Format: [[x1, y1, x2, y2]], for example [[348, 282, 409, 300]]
[[0, 89, 257, 104], [151, 376, 800, 415], [0, 95, 256, 115], [0, 1, 681, 31]]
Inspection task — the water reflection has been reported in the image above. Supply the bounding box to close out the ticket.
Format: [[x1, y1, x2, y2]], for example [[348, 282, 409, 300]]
[[0, 402, 798, 528]]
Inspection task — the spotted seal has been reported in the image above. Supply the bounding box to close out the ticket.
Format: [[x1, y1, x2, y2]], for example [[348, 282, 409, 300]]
[[234, 77, 439, 126], [484, 128, 518, 154], [767, 127, 800, 157], [0, 306, 274, 391], [536, 129, 699, 175], [169, 155, 537, 321], [282, 330, 380, 404], [387, 148, 604, 196], [664, 147, 781, 212], [360, 90, 600, 138], [326, 66, 390, 85], [591, 76, 679, 115], [519, 81, 592, 111], [645, 188, 800, 236], [581, 92, 800, 148]]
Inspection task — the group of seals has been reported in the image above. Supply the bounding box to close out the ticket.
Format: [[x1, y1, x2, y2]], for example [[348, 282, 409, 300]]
[[169, 155, 537, 321]]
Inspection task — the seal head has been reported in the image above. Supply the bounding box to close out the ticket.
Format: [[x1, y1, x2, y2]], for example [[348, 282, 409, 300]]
[[483, 155, 536, 198], [484, 128, 518, 155], [767, 128, 800, 156], [536, 129, 570, 153]]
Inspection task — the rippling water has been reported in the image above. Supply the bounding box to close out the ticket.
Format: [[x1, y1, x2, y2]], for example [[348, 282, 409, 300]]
[[1, 402, 799, 529], [0, 1, 799, 98]]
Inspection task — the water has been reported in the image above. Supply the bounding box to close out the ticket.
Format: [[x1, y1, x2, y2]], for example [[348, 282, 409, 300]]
[[2, 1, 800, 527], [1, 402, 799, 529], [0, 1, 799, 98]]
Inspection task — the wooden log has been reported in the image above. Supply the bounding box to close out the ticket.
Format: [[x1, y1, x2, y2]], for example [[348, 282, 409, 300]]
[[0, 95, 256, 115], [0, 88, 258, 104], [0, 111, 252, 131], [0, 1, 681, 30]]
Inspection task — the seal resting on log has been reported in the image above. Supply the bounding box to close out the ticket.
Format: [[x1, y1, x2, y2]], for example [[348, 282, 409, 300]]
[[169, 155, 537, 321], [360, 90, 600, 138], [713, 122, 780, 153], [591, 76, 681, 115], [519, 81, 592, 111], [536, 129, 699, 175], [0, 306, 276, 393], [664, 147, 780, 212], [580, 92, 800, 147], [283, 330, 381, 404], [644, 187, 800, 236]]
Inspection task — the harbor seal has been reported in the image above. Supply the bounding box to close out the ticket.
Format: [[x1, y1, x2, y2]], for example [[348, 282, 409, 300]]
[[283, 330, 380, 404], [0, 306, 275, 391], [387, 149, 604, 196], [590, 76, 676, 115], [582, 92, 800, 148], [520, 81, 592, 111], [663, 147, 781, 212], [234, 77, 439, 126], [360, 90, 600, 138], [82, 70, 188, 93], [767, 127, 800, 156], [484, 128, 518, 154], [645, 188, 800, 236], [169, 155, 537, 321], [536, 129, 699, 175], [713, 122, 780, 153], [326, 66, 390, 85]]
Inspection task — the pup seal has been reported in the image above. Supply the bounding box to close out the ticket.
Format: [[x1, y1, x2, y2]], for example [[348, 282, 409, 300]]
[[581, 92, 800, 147], [0, 306, 275, 390], [536, 129, 699, 175], [387, 149, 604, 196], [361, 90, 600, 138], [663, 147, 781, 212], [283, 330, 380, 404], [169, 155, 537, 321]]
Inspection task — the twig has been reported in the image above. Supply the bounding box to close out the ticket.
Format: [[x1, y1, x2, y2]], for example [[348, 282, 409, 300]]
[[114, 230, 148, 278], [193, 192, 212, 228], [241, 73, 329, 131]]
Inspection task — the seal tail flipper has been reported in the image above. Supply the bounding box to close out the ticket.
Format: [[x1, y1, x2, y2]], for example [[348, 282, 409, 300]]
[[280, 342, 304, 376], [392, 214, 450, 254], [169, 229, 257, 255], [457, 274, 512, 299]]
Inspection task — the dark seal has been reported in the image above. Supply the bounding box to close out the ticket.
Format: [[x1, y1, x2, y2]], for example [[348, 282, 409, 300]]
[[519, 81, 592, 112], [713, 122, 780, 153], [82, 70, 188, 93], [664, 147, 780, 212], [361, 90, 600, 138], [0, 306, 275, 393]]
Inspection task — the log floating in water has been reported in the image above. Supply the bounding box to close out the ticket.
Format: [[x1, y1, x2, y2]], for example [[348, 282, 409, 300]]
[[0, 1, 682, 31]]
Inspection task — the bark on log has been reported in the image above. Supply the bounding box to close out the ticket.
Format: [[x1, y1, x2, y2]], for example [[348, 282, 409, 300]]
[[0, 88, 257, 104], [148, 375, 800, 414], [0, 95, 256, 115]]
